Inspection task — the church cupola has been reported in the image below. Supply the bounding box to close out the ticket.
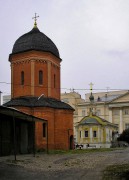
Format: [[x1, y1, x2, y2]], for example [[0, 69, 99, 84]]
[[9, 14, 61, 99]]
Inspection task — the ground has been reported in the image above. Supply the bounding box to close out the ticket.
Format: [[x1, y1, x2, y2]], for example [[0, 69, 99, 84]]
[[0, 148, 129, 180]]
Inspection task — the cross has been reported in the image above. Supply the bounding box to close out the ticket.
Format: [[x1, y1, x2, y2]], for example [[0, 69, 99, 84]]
[[32, 13, 39, 27], [89, 82, 94, 91]]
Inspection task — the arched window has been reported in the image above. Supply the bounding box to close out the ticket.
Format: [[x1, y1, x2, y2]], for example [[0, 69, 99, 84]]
[[43, 123, 46, 137], [39, 70, 43, 85], [54, 74, 56, 88], [21, 71, 24, 85]]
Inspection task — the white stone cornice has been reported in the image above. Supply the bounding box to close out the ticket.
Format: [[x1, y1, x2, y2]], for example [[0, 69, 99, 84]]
[[109, 103, 129, 108]]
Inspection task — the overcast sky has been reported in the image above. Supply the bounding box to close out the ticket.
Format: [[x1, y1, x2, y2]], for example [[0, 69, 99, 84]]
[[1, 0, 129, 99]]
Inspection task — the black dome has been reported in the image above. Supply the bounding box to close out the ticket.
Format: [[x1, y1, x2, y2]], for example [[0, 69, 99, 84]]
[[11, 27, 60, 58]]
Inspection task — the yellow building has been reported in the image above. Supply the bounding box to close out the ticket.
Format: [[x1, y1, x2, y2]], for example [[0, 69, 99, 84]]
[[61, 90, 129, 144], [77, 90, 129, 134], [61, 91, 85, 142], [75, 113, 118, 148]]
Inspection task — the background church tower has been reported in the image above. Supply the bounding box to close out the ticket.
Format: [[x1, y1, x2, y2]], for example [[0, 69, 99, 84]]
[[9, 14, 61, 100]]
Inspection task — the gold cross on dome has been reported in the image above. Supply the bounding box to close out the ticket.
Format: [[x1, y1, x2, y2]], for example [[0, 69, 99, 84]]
[[32, 13, 39, 27]]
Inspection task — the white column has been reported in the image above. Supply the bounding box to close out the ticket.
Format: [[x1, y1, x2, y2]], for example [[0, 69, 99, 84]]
[[98, 127, 100, 142], [90, 127, 92, 142], [101, 129, 103, 142], [75, 126, 78, 143], [109, 109, 112, 123], [119, 109, 123, 133], [106, 128, 108, 142]]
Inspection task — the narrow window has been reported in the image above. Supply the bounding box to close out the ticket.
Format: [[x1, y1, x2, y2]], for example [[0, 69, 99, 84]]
[[21, 71, 24, 85], [93, 131, 97, 137], [80, 131, 81, 138], [85, 131, 88, 137], [39, 70, 43, 85], [43, 123, 46, 137], [124, 109, 129, 115], [54, 74, 56, 88]]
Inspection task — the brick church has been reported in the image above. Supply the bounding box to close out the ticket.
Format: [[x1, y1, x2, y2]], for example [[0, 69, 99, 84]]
[[4, 15, 74, 152]]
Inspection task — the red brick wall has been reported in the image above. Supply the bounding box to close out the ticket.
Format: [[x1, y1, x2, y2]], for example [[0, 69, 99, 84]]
[[11, 61, 31, 97], [34, 61, 48, 97], [10, 50, 61, 99], [9, 50, 73, 151], [51, 63, 60, 99], [15, 106, 73, 150], [54, 109, 73, 150]]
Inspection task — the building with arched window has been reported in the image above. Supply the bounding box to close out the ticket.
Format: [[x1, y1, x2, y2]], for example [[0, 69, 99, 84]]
[[75, 113, 118, 148], [3, 18, 74, 153]]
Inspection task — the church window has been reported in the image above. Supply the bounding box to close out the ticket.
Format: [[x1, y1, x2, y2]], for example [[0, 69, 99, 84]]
[[39, 70, 43, 85], [124, 109, 129, 115], [85, 131, 88, 137], [80, 131, 81, 138], [54, 74, 56, 88], [21, 71, 24, 85], [42, 123, 46, 137], [93, 131, 97, 137]]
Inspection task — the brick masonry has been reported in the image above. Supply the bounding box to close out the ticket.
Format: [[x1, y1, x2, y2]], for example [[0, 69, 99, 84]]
[[9, 50, 74, 150]]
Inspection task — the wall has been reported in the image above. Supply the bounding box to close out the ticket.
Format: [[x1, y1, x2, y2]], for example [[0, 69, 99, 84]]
[[15, 106, 73, 150], [10, 50, 61, 99]]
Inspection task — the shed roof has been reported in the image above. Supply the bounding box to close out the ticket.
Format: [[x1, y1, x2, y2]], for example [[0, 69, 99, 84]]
[[0, 106, 47, 122]]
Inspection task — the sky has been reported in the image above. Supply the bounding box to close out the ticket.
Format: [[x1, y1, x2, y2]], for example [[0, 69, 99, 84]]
[[1, 0, 129, 99]]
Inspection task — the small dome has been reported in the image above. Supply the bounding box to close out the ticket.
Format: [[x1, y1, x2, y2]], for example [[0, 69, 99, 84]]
[[89, 92, 94, 102], [11, 27, 60, 58]]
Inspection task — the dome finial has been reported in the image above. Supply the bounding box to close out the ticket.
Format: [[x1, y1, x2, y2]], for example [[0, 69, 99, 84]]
[[32, 13, 39, 28], [88, 82, 94, 115], [89, 82, 94, 103], [89, 82, 93, 92]]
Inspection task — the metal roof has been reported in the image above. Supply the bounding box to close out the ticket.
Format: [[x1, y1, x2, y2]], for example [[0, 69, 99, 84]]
[[10, 27, 60, 59], [0, 106, 47, 122], [4, 96, 74, 110], [99, 94, 120, 102]]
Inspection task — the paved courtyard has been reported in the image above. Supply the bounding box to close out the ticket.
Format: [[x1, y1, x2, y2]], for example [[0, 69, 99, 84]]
[[0, 148, 129, 180]]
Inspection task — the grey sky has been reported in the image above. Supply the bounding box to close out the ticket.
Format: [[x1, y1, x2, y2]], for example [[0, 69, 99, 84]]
[[1, 0, 129, 98]]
